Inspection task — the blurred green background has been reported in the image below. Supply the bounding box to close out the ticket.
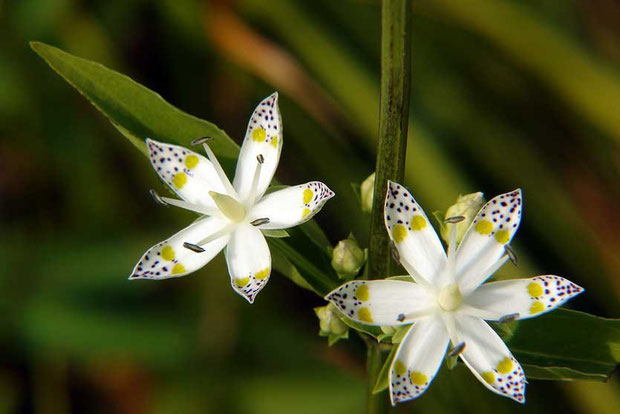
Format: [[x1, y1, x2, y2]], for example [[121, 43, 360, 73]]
[[1, 0, 620, 412]]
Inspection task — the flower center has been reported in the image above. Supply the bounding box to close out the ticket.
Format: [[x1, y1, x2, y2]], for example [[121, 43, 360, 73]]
[[209, 191, 246, 222], [437, 283, 462, 312]]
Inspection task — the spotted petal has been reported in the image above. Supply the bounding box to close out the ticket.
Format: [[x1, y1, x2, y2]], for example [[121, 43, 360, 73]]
[[455, 315, 526, 403], [225, 223, 272, 303], [130, 216, 230, 280], [389, 316, 449, 404], [324, 280, 435, 326], [248, 182, 334, 229], [233, 93, 282, 203], [146, 139, 229, 209], [455, 189, 522, 294], [384, 181, 446, 284], [466, 275, 584, 321]]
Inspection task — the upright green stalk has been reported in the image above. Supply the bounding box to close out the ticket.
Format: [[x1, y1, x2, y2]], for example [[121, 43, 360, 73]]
[[367, 1, 412, 413]]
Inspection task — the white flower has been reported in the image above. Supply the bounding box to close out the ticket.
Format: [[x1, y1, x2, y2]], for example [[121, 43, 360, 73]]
[[325, 181, 583, 404], [130, 93, 334, 303]]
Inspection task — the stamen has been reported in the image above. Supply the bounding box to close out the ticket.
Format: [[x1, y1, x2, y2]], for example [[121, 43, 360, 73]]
[[499, 313, 520, 323], [447, 342, 466, 357], [390, 240, 400, 263], [247, 154, 264, 205], [183, 242, 205, 253], [196, 224, 234, 246], [150, 189, 168, 207], [444, 215, 465, 224], [505, 245, 518, 265], [250, 217, 270, 226], [160, 196, 217, 216], [192, 136, 237, 197]]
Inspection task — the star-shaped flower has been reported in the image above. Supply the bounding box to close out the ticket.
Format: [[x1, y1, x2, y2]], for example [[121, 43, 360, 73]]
[[130, 93, 334, 303], [326, 181, 583, 404]]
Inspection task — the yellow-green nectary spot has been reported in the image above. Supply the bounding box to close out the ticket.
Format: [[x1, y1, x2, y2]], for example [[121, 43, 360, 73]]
[[530, 301, 544, 315], [235, 277, 250, 287], [252, 127, 266, 142], [303, 188, 313, 204], [410, 215, 427, 231], [184, 154, 199, 169], [392, 224, 408, 243], [161, 245, 175, 261], [482, 371, 496, 384], [358, 307, 373, 323], [255, 267, 270, 280], [355, 284, 369, 301], [410, 371, 428, 386], [496, 357, 513, 374], [172, 263, 186, 274], [271, 136, 278, 148], [394, 360, 407, 376], [475, 220, 493, 235], [527, 282, 543, 298], [495, 229, 510, 244], [301, 208, 311, 218], [173, 172, 187, 189]]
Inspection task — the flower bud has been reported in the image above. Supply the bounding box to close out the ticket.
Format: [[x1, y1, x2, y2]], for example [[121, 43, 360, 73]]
[[360, 172, 375, 213], [440, 192, 484, 245], [314, 303, 349, 345], [331, 237, 365, 279]]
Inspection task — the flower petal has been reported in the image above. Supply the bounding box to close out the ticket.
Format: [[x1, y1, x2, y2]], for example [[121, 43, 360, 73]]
[[225, 223, 272, 303], [248, 182, 334, 229], [233, 93, 282, 203], [147, 139, 229, 208], [389, 316, 449, 404], [383, 181, 446, 284], [455, 314, 526, 403], [324, 280, 435, 326], [455, 189, 522, 293], [129, 216, 230, 280], [465, 275, 584, 321]]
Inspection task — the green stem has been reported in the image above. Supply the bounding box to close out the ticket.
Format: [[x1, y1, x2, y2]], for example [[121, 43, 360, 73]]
[[367, 1, 412, 413], [368, 0, 412, 280]]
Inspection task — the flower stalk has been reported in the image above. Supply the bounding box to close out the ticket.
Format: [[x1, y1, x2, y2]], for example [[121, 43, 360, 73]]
[[367, 0, 412, 412]]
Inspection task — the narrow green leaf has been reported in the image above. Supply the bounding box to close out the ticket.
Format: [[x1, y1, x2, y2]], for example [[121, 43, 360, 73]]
[[372, 345, 397, 394], [507, 309, 620, 381], [261, 229, 290, 238]]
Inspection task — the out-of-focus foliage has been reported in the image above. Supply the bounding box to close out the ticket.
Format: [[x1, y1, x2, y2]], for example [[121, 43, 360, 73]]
[[2, 0, 620, 412]]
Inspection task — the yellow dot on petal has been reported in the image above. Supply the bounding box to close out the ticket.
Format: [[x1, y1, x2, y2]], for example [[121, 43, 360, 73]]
[[255, 267, 270, 280], [171, 263, 185, 274], [475, 220, 493, 235], [392, 224, 408, 243], [482, 371, 496, 384], [252, 127, 266, 142], [302, 208, 311, 218], [271, 136, 278, 148], [358, 307, 373, 323], [394, 360, 407, 376], [303, 188, 313, 204], [527, 282, 543, 298], [184, 154, 199, 169], [496, 357, 513, 374], [161, 246, 175, 261], [530, 301, 545, 315], [235, 277, 250, 288], [173, 172, 187, 189], [495, 230, 510, 244], [410, 371, 427, 386], [410, 215, 427, 231], [355, 284, 369, 301]]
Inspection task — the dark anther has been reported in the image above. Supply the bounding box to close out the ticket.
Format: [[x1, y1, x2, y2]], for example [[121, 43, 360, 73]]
[[150, 189, 168, 207], [183, 242, 205, 253], [499, 313, 519, 324], [397, 313, 405, 322], [390, 241, 400, 263], [448, 342, 466, 357], [504, 245, 518, 265], [256, 154, 265, 164], [250, 217, 270, 226], [191, 136, 213, 146], [444, 215, 466, 224]]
